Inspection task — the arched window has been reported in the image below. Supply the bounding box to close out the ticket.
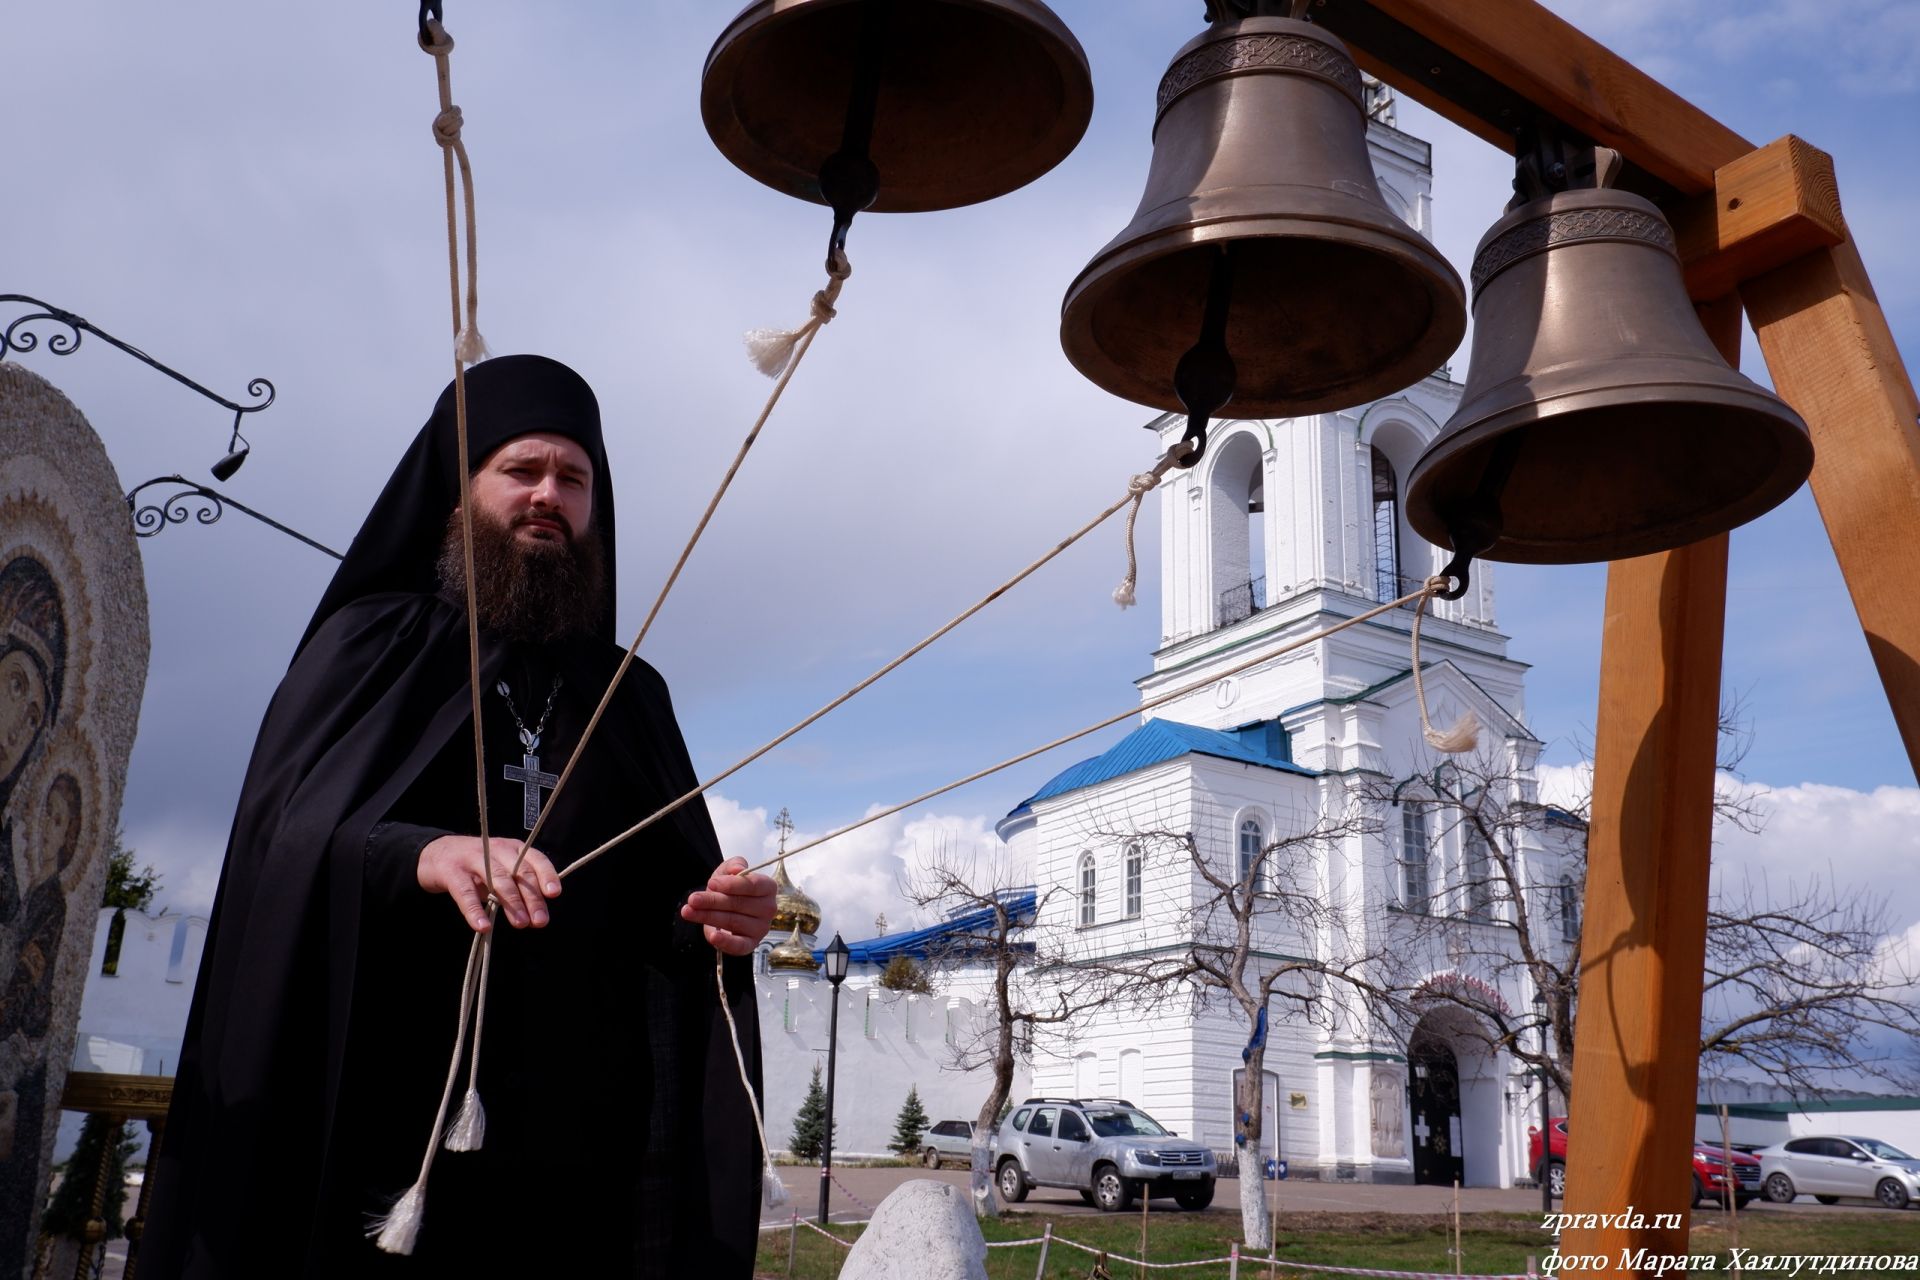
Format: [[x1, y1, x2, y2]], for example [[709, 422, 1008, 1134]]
[[1238, 818, 1265, 889], [1371, 446, 1401, 603], [1558, 877, 1580, 944], [1463, 828, 1495, 923], [1124, 843, 1143, 918], [1399, 806, 1431, 914], [1078, 852, 1097, 926], [1210, 433, 1267, 627]]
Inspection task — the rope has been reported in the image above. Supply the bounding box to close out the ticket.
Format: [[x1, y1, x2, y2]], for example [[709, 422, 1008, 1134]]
[[740, 580, 1442, 878], [504, 253, 854, 884], [1113, 444, 1193, 607], [1410, 575, 1479, 753], [796, 1218, 858, 1248], [553, 438, 1201, 886], [715, 951, 790, 1209], [368, 931, 484, 1252], [373, 20, 494, 1253], [422, 20, 487, 362]]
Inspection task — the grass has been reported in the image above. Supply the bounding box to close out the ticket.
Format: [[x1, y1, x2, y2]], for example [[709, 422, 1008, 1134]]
[[755, 1206, 1915, 1278]]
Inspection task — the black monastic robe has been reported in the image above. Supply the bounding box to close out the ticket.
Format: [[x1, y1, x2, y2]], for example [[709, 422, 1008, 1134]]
[[143, 356, 763, 1279]]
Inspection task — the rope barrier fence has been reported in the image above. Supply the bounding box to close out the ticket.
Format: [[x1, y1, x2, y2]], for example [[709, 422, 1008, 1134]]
[[754, 1212, 1541, 1279]]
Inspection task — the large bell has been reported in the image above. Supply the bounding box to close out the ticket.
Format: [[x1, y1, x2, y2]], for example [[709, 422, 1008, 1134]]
[[701, 0, 1092, 216], [1059, 14, 1465, 425], [1404, 187, 1814, 565]]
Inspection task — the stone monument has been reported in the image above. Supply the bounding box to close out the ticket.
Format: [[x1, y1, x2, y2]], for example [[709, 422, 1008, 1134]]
[[839, 1180, 988, 1280], [0, 362, 150, 1276]]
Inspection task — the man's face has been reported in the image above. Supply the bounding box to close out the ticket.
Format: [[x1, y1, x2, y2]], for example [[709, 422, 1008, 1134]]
[[0, 648, 48, 782], [468, 433, 594, 548]]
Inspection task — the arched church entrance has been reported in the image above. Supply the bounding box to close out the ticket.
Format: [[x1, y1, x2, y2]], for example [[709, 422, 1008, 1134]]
[[1408, 1025, 1463, 1186]]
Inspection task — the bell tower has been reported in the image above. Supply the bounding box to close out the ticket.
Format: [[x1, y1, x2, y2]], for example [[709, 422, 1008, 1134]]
[[1135, 103, 1526, 743]]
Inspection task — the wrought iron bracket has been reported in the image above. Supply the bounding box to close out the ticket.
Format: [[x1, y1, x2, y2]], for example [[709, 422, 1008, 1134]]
[[2, 294, 276, 470], [125, 474, 343, 560]]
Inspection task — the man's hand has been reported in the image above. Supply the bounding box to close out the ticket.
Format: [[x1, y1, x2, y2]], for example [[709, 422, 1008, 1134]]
[[417, 835, 562, 933], [681, 857, 778, 956]]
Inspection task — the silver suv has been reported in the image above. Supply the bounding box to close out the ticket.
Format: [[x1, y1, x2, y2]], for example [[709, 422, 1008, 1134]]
[[991, 1097, 1216, 1212]]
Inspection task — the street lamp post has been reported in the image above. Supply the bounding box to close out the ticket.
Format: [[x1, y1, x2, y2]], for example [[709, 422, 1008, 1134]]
[[818, 933, 850, 1227], [1534, 988, 1554, 1213]]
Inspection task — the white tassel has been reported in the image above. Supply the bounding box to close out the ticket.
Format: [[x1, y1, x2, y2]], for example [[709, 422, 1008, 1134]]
[[743, 326, 806, 379], [370, 1181, 427, 1255], [763, 1165, 791, 1209], [456, 325, 489, 366], [443, 1088, 486, 1152], [1112, 581, 1137, 609], [1424, 712, 1480, 754]]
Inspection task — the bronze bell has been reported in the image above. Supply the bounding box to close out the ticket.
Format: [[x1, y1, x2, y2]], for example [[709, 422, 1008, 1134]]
[[702, 0, 1092, 251], [1059, 11, 1465, 445], [1404, 185, 1814, 566]]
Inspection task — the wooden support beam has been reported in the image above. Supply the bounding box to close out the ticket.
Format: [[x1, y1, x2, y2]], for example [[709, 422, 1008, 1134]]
[[1745, 241, 1920, 777], [1673, 137, 1847, 302], [1558, 297, 1741, 1275], [1334, 0, 1749, 192]]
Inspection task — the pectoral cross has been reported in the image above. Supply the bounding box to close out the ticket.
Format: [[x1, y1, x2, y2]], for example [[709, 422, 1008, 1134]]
[[503, 748, 559, 832]]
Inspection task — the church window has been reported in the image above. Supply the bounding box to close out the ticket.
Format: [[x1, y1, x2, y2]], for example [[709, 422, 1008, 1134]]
[[1399, 807, 1431, 913], [1558, 877, 1580, 944], [166, 918, 191, 984], [1371, 447, 1402, 603], [1238, 818, 1265, 890], [1463, 828, 1495, 923], [1078, 853, 1097, 926], [1124, 843, 1143, 918]]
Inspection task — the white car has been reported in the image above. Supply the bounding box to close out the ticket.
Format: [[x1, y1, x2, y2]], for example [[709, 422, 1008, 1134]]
[[1754, 1135, 1920, 1210], [921, 1119, 976, 1169]]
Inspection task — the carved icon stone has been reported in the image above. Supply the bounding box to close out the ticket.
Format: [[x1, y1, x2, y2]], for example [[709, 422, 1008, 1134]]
[[0, 363, 150, 1273]]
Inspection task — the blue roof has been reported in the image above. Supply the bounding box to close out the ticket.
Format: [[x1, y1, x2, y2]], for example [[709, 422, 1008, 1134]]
[[1021, 717, 1316, 808], [822, 888, 1039, 967]]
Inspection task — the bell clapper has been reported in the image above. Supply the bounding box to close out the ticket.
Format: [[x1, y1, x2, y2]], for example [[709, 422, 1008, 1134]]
[[818, 0, 891, 271], [1171, 245, 1239, 467], [1436, 433, 1524, 600]]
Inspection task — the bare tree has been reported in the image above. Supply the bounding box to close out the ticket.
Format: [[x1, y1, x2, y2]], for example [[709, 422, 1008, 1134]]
[[1367, 732, 1920, 1113], [903, 847, 1104, 1219], [1082, 802, 1394, 1250]]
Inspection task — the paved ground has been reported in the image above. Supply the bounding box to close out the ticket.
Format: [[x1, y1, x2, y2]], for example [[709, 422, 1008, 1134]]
[[766, 1164, 1862, 1228]]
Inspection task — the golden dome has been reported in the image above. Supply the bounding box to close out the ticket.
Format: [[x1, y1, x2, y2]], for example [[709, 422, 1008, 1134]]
[[770, 851, 821, 937], [768, 923, 820, 973]]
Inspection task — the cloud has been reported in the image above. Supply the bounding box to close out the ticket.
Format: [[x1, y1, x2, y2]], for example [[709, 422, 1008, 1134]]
[[705, 793, 1008, 942]]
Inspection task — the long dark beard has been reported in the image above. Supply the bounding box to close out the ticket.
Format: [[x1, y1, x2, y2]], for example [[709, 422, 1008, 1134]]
[[436, 508, 606, 645]]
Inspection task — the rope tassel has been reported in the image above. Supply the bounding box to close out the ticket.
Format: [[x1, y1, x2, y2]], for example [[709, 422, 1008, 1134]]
[[1113, 440, 1194, 608], [444, 1087, 486, 1152], [744, 252, 851, 378], [370, 1182, 427, 1256], [1412, 576, 1480, 754]]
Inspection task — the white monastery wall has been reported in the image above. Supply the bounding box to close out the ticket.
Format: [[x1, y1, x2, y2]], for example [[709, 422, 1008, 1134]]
[[755, 974, 1026, 1160]]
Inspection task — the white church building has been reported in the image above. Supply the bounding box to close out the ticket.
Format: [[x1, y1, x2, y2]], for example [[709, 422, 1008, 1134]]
[[991, 104, 1576, 1189], [757, 102, 1578, 1187]]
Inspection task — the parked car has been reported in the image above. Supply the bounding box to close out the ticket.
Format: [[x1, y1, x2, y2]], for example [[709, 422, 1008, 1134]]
[[1754, 1135, 1920, 1210], [991, 1097, 1217, 1212], [1527, 1117, 1762, 1207], [921, 1119, 976, 1169]]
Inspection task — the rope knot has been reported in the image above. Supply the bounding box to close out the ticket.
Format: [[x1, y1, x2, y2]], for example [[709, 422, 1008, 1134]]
[[432, 106, 465, 148], [808, 290, 839, 326], [418, 20, 454, 56]]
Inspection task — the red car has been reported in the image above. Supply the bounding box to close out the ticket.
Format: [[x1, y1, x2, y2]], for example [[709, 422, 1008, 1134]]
[[1528, 1117, 1762, 1207]]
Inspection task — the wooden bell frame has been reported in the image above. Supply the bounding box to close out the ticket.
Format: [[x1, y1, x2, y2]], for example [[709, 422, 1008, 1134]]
[[1305, 0, 1918, 1270]]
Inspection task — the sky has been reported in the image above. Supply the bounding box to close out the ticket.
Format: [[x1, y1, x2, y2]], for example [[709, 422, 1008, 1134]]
[[6, 1, 1919, 955]]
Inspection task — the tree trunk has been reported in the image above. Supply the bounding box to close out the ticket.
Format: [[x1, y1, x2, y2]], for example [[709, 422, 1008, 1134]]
[[1236, 1051, 1272, 1249], [971, 1061, 1014, 1220]]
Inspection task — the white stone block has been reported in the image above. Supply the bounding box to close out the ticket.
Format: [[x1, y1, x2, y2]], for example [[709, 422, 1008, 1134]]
[[839, 1179, 986, 1280]]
